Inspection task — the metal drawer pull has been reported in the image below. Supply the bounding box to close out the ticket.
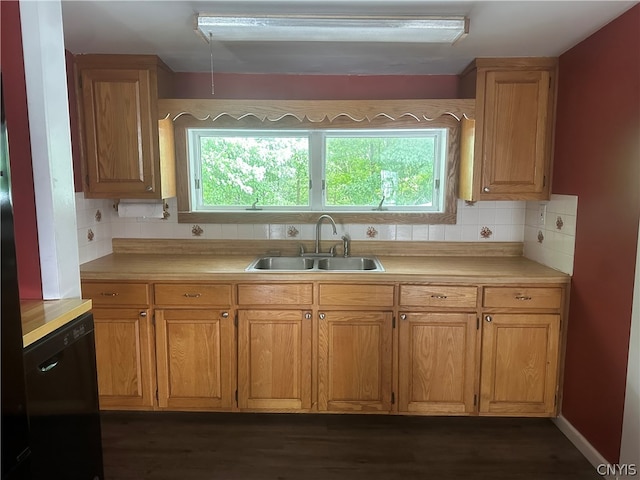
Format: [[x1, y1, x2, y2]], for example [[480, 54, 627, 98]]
[[515, 295, 532, 301], [431, 295, 448, 299], [183, 293, 202, 298], [100, 292, 119, 297]]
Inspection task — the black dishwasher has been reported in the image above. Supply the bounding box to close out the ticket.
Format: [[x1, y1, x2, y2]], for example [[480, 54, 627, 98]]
[[23, 312, 104, 480]]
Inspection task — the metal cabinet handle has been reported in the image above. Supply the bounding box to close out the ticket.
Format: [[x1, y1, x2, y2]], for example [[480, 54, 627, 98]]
[[140, 311, 147, 317], [485, 315, 492, 323], [100, 292, 119, 297], [319, 313, 326, 320], [515, 295, 532, 301], [431, 295, 448, 299], [304, 312, 312, 320], [483, 187, 490, 193], [221, 312, 229, 318], [183, 293, 202, 298], [145, 186, 153, 191], [400, 314, 407, 321]]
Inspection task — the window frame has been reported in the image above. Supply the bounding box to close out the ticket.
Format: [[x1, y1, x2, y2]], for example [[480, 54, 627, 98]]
[[173, 114, 461, 225]]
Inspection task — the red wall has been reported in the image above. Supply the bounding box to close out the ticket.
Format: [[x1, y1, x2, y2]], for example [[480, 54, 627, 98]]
[[173, 72, 458, 99], [553, 4, 640, 462], [1, 0, 43, 299]]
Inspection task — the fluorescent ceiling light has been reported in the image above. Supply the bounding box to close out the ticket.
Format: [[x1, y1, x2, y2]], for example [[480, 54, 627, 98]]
[[196, 14, 469, 44]]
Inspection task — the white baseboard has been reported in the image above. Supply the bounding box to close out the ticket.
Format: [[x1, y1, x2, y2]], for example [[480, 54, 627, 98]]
[[553, 415, 617, 479]]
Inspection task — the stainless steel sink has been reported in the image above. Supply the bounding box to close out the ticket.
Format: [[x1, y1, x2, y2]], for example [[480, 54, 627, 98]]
[[247, 256, 315, 271], [246, 256, 384, 272], [316, 257, 383, 271]]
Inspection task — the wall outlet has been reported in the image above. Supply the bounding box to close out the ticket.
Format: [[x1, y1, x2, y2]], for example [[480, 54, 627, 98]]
[[538, 204, 547, 226]]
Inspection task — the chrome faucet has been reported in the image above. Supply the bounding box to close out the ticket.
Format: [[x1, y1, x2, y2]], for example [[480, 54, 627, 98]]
[[341, 233, 351, 257], [315, 214, 337, 255]]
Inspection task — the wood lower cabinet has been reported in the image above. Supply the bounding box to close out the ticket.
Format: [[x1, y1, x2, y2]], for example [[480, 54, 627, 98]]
[[155, 309, 235, 410], [237, 309, 312, 410], [318, 310, 393, 412], [92, 307, 156, 409], [82, 281, 155, 410], [398, 312, 478, 415], [479, 313, 560, 416]]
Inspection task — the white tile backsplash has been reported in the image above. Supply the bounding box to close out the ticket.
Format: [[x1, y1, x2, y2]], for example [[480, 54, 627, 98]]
[[523, 194, 578, 275], [76, 195, 533, 262]]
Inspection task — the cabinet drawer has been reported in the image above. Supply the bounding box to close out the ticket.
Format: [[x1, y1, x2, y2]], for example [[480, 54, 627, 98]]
[[154, 284, 232, 306], [483, 287, 562, 309], [319, 284, 394, 307], [399, 285, 477, 308], [237, 284, 313, 305], [82, 282, 150, 306]]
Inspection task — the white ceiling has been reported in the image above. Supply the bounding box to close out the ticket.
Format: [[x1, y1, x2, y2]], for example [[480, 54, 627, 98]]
[[61, 0, 638, 75]]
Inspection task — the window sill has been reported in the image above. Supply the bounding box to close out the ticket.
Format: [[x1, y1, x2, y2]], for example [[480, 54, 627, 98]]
[[177, 211, 456, 225]]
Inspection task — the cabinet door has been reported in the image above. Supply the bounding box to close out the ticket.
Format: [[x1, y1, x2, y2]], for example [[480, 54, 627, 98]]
[[79, 68, 157, 197], [93, 308, 155, 409], [398, 312, 477, 414], [237, 310, 312, 410], [480, 314, 560, 416], [155, 309, 235, 410], [480, 69, 552, 198], [318, 311, 393, 412]]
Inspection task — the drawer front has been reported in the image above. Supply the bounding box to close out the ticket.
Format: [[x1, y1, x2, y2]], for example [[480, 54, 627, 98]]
[[319, 284, 394, 307], [399, 285, 477, 308], [82, 282, 150, 306], [154, 284, 232, 306], [483, 287, 562, 309], [237, 284, 313, 305]]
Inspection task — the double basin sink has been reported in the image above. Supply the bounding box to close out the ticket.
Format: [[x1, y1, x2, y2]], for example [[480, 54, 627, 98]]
[[246, 256, 384, 272]]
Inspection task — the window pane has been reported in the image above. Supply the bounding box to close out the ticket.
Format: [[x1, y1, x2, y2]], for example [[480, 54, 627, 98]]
[[198, 135, 309, 207], [324, 132, 442, 209]]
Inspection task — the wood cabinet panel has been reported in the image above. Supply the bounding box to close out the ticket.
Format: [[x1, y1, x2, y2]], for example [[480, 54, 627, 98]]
[[483, 287, 562, 309], [93, 308, 155, 409], [75, 54, 175, 199], [82, 282, 149, 306], [318, 311, 393, 412], [398, 312, 477, 414], [459, 58, 557, 201], [238, 309, 312, 410], [479, 314, 560, 415], [154, 283, 232, 307], [155, 309, 235, 410], [319, 284, 394, 307], [399, 285, 477, 308], [237, 284, 313, 305]]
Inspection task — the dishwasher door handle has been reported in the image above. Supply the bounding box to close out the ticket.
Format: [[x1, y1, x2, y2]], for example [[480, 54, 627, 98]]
[[38, 354, 61, 373]]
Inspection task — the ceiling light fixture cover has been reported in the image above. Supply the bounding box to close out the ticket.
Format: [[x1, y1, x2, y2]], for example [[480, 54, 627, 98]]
[[196, 14, 469, 44]]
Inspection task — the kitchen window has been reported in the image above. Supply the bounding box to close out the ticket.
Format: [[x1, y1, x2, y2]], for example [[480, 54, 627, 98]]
[[188, 128, 446, 213]]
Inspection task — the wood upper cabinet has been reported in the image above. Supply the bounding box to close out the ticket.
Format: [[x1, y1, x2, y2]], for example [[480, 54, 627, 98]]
[[459, 58, 557, 201], [82, 281, 155, 410], [237, 309, 312, 410], [398, 312, 478, 415], [479, 313, 560, 416], [155, 309, 235, 410], [75, 54, 175, 199], [318, 310, 393, 412]]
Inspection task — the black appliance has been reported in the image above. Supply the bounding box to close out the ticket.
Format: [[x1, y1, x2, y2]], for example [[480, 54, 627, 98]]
[[1, 77, 32, 479], [23, 313, 104, 480]]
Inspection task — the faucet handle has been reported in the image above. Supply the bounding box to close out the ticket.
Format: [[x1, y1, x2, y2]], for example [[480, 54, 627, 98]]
[[298, 243, 305, 256]]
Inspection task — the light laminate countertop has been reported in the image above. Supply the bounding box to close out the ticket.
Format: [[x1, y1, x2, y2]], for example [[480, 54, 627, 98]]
[[80, 253, 570, 284], [21, 298, 93, 347]]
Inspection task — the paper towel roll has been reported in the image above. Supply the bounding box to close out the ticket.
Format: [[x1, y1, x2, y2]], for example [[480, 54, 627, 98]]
[[117, 200, 165, 218]]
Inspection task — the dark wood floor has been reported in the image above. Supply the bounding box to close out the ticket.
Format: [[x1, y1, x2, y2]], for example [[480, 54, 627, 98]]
[[100, 412, 601, 480]]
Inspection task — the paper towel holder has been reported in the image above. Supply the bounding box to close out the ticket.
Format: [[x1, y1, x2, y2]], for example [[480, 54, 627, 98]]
[[112, 200, 170, 220]]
